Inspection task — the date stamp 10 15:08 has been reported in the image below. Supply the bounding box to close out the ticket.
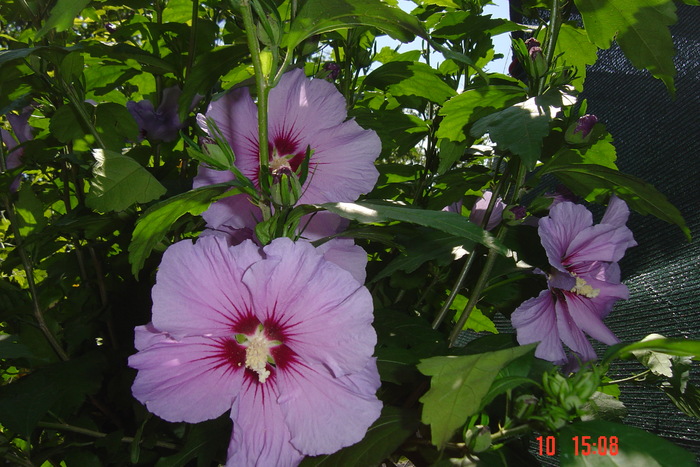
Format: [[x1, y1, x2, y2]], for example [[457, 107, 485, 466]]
[[537, 435, 619, 457]]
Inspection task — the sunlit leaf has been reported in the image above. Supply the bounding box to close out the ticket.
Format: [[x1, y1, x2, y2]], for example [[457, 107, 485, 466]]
[[86, 149, 167, 212]]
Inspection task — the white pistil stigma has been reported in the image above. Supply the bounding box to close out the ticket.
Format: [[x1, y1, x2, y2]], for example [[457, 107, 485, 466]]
[[571, 277, 600, 298], [244, 331, 272, 383]]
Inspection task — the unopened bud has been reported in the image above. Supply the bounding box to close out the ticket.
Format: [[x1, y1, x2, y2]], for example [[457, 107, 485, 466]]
[[270, 167, 302, 208], [565, 114, 599, 145], [525, 37, 541, 50]]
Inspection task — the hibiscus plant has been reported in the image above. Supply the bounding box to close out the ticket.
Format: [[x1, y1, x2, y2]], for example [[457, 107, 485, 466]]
[[0, 0, 698, 466]]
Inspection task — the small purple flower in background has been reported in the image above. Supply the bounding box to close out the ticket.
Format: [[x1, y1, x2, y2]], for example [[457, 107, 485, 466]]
[[2, 105, 34, 192], [573, 114, 598, 138], [545, 184, 578, 207], [511, 196, 636, 364], [469, 191, 506, 231], [194, 68, 380, 232], [129, 236, 382, 466], [127, 86, 187, 142]]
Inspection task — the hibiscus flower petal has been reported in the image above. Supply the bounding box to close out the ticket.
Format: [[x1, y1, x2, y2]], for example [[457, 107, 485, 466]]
[[277, 359, 382, 456], [561, 293, 619, 346], [511, 290, 567, 363], [129, 336, 243, 423], [565, 222, 636, 264], [539, 202, 593, 271], [151, 237, 261, 337], [554, 296, 597, 362], [297, 120, 381, 204], [227, 380, 303, 467], [244, 238, 376, 377], [268, 68, 347, 137], [315, 237, 368, 284]]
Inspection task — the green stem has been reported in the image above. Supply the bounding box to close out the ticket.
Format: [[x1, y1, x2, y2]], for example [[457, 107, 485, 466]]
[[448, 226, 508, 346], [432, 252, 478, 330], [490, 423, 532, 443], [62, 79, 106, 149], [239, 0, 271, 195], [37, 422, 178, 450], [1, 196, 69, 361], [185, 0, 200, 80], [537, 0, 563, 95], [604, 369, 652, 385]]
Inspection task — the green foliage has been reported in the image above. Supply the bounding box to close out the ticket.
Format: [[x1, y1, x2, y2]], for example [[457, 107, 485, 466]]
[[544, 164, 691, 240], [417, 345, 535, 447], [86, 149, 167, 212], [575, 0, 678, 94], [128, 184, 232, 276], [286, 0, 425, 48], [321, 201, 507, 254]]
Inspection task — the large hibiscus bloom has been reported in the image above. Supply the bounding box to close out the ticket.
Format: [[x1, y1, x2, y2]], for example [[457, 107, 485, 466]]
[[129, 236, 382, 466], [194, 68, 381, 234], [511, 196, 636, 363]]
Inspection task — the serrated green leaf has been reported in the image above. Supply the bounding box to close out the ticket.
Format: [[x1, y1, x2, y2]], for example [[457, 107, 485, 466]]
[[364, 61, 456, 103], [470, 91, 573, 169], [417, 345, 535, 447], [553, 23, 599, 91], [662, 382, 700, 419], [575, 0, 677, 94], [320, 201, 507, 255], [580, 391, 627, 422], [559, 420, 696, 466], [36, 0, 91, 39], [128, 184, 231, 276], [543, 164, 691, 240], [300, 406, 419, 466], [437, 85, 527, 142], [286, 0, 425, 49], [451, 296, 498, 334], [86, 149, 166, 212]]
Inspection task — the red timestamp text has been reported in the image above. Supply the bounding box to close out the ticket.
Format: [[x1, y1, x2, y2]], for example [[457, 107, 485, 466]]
[[536, 435, 619, 456]]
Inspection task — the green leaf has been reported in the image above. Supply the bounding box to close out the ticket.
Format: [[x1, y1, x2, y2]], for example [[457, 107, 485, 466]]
[[320, 201, 507, 255], [559, 420, 696, 466], [286, 0, 425, 49], [451, 296, 498, 334], [0, 352, 105, 436], [580, 391, 627, 422], [49, 104, 90, 142], [86, 149, 167, 212], [543, 164, 691, 240], [300, 406, 419, 466], [94, 102, 139, 149], [574, 0, 677, 94], [15, 185, 47, 237], [36, 0, 91, 39], [603, 338, 700, 365], [128, 184, 231, 276], [179, 45, 249, 121], [554, 23, 599, 91], [662, 382, 700, 419], [364, 61, 456, 103], [0, 334, 35, 359], [437, 85, 527, 143], [417, 345, 536, 447], [470, 91, 574, 169]]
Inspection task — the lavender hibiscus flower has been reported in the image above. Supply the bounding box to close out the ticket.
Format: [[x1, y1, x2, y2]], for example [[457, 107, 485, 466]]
[[129, 236, 382, 466], [127, 86, 187, 142], [194, 68, 381, 234], [511, 196, 637, 364]]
